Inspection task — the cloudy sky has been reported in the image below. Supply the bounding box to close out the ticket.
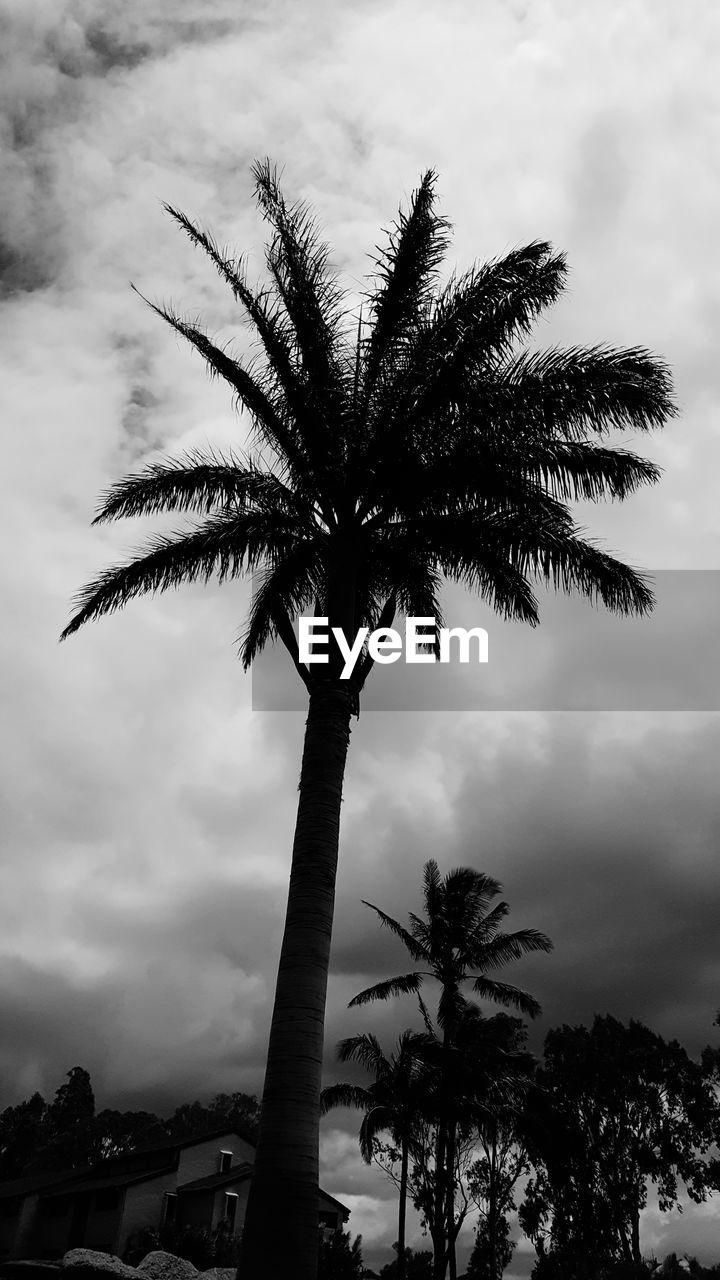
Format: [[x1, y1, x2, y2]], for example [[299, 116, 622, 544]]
[[1, 0, 720, 1272]]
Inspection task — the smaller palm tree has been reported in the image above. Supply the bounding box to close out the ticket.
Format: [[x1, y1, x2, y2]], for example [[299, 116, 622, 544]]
[[349, 860, 552, 1026], [349, 861, 551, 1280], [321, 1030, 435, 1280]]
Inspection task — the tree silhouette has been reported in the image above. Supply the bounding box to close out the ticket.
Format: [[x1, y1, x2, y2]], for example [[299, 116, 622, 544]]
[[465, 1016, 533, 1280], [520, 1016, 720, 1278], [322, 1030, 436, 1280], [350, 862, 549, 1279], [61, 163, 676, 1278]]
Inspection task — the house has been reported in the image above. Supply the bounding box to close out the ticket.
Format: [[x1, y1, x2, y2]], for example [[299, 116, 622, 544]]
[[0, 1127, 349, 1261]]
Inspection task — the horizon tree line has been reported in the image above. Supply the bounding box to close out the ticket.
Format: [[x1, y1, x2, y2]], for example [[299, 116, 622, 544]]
[[5, 866, 720, 1280]]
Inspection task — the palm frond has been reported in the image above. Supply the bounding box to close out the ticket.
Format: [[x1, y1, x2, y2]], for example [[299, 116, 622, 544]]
[[358, 901, 430, 964], [348, 972, 426, 1009], [422, 505, 655, 618], [131, 289, 313, 491], [60, 509, 292, 641], [252, 160, 347, 409], [358, 1106, 400, 1162], [238, 538, 324, 669], [91, 451, 301, 525], [475, 928, 553, 971], [362, 169, 451, 399], [472, 976, 542, 1018], [422, 859, 444, 924], [495, 344, 678, 438], [379, 241, 568, 434], [335, 1033, 388, 1075], [512, 441, 662, 503], [162, 202, 337, 461], [319, 1083, 372, 1116]]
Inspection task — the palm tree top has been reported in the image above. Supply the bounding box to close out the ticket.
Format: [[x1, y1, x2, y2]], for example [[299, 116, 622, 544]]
[[60, 161, 677, 693], [350, 859, 552, 1025]]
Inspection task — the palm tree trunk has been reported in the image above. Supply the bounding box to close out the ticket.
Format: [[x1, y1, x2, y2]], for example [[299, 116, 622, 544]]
[[397, 1135, 409, 1280], [238, 682, 354, 1280]]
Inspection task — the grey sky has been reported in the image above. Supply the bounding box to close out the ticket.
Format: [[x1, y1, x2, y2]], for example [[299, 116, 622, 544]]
[[1, 0, 719, 1271]]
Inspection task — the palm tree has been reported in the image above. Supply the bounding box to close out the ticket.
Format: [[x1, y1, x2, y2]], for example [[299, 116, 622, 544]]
[[60, 161, 676, 1278], [349, 862, 550, 1278], [321, 1030, 436, 1280]]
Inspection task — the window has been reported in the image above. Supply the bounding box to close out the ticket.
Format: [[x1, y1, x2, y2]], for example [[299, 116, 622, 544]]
[[319, 1209, 337, 1231], [218, 1150, 233, 1174], [223, 1192, 238, 1233], [162, 1193, 178, 1227]]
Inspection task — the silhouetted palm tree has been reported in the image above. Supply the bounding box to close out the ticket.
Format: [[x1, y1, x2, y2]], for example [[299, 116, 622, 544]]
[[60, 162, 675, 1279], [321, 1030, 435, 1280], [350, 862, 550, 1279]]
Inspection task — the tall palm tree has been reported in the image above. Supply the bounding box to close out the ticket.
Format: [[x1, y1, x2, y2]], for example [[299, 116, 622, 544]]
[[349, 862, 550, 1279], [60, 161, 676, 1279], [321, 1030, 435, 1280]]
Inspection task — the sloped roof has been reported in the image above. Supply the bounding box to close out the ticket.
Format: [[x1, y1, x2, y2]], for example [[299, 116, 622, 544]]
[[0, 1129, 249, 1203], [177, 1162, 254, 1194], [0, 1128, 349, 1219], [318, 1188, 351, 1219], [118, 1125, 256, 1158], [0, 1168, 93, 1201], [42, 1169, 171, 1198]]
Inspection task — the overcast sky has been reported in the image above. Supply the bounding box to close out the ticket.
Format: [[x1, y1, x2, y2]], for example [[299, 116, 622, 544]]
[[1, 0, 720, 1273]]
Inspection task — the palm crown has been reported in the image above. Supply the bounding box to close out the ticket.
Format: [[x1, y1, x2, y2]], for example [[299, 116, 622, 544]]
[[320, 1029, 436, 1163], [349, 859, 552, 1032], [60, 161, 675, 689]]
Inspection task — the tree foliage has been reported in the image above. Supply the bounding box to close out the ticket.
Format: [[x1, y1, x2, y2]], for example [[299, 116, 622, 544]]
[[0, 1068, 259, 1181], [318, 1227, 365, 1279], [350, 861, 546, 1279], [519, 1016, 720, 1279]]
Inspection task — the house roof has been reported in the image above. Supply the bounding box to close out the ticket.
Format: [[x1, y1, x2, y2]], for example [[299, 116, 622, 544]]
[[121, 1125, 255, 1160], [0, 1168, 93, 1202], [42, 1169, 170, 1199], [318, 1188, 351, 1220], [0, 1128, 349, 1219], [0, 1128, 248, 1202], [177, 1163, 254, 1194], [177, 1164, 349, 1218]]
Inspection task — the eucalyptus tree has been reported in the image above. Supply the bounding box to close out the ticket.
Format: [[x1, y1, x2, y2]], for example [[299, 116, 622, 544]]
[[61, 160, 676, 1278], [321, 1030, 436, 1280]]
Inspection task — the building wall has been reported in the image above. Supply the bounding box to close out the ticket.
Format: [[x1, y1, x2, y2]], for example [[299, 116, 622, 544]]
[[179, 1189, 215, 1232], [210, 1182, 251, 1233], [119, 1172, 177, 1256], [83, 1191, 126, 1254], [13, 1195, 40, 1260], [33, 1196, 74, 1259], [0, 1199, 21, 1260], [318, 1191, 345, 1234], [176, 1136, 255, 1184]]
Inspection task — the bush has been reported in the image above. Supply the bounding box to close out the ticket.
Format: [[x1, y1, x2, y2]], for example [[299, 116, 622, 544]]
[[122, 1220, 240, 1270]]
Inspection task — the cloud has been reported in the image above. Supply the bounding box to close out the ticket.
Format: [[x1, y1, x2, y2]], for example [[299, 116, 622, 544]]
[[2, 0, 720, 1270]]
